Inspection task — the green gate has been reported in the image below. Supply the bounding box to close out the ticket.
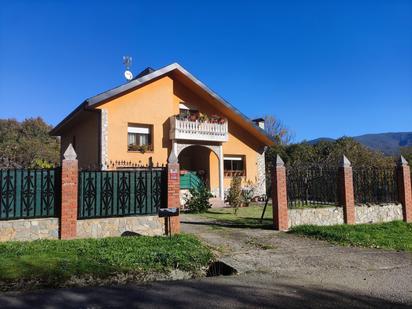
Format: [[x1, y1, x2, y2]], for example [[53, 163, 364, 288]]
[[180, 171, 203, 190], [0, 168, 60, 220], [78, 168, 167, 219]]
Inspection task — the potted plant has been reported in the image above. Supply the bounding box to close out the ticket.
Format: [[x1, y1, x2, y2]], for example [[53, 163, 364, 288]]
[[198, 112, 209, 123], [210, 114, 219, 123], [128, 144, 149, 153], [189, 112, 199, 122]]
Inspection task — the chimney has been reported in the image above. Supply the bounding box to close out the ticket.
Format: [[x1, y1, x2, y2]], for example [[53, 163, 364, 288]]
[[252, 118, 265, 130]]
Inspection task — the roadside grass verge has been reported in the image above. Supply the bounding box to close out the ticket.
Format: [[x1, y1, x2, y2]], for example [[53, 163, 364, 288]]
[[290, 221, 412, 251], [0, 234, 213, 290]]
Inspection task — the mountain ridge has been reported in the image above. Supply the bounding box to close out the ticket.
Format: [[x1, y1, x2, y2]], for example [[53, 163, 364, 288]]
[[307, 132, 412, 155]]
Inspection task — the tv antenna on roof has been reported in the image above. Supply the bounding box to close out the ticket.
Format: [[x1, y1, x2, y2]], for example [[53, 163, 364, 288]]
[[123, 56, 133, 81]]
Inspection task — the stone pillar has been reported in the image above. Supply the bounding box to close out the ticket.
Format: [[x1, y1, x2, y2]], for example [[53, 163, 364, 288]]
[[218, 144, 224, 201], [339, 155, 355, 224], [397, 156, 412, 223], [60, 144, 78, 239], [167, 152, 181, 234], [271, 155, 288, 231]]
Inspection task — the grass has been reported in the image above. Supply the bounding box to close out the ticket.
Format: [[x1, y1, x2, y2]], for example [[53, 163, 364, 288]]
[[189, 202, 338, 228], [290, 221, 412, 251], [0, 234, 213, 289], [189, 204, 273, 227]]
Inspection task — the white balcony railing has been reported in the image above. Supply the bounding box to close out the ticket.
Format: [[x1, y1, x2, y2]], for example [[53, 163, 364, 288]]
[[169, 116, 228, 142]]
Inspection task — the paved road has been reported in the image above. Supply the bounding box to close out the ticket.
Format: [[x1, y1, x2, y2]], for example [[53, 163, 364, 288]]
[[0, 215, 411, 308], [0, 274, 410, 309]]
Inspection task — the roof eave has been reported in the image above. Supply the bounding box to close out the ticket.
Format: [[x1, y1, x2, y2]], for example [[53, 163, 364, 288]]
[[53, 62, 274, 145]]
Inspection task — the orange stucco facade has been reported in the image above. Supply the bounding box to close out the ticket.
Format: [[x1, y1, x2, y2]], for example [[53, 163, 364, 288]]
[[54, 66, 272, 197]]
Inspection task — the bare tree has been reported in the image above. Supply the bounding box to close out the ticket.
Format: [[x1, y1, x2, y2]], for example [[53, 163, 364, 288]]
[[263, 115, 294, 144]]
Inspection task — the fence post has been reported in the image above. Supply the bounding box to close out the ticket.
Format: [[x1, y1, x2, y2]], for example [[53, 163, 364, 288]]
[[397, 156, 412, 223], [339, 155, 355, 224], [271, 155, 288, 231], [167, 152, 180, 234], [60, 144, 78, 239]]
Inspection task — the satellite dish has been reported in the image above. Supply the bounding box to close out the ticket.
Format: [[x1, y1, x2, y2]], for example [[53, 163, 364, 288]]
[[124, 70, 133, 81]]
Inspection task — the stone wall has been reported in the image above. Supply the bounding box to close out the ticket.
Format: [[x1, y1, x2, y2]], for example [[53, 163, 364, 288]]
[[0, 218, 59, 242], [288, 204, 403, 228], [77, 215, 165, 238], [355, 204, 403, 224], [289, 207, 344, 228]]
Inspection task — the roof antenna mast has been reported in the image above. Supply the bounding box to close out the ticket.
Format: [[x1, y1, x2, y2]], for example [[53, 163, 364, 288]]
[[123, 56, 133, 81]]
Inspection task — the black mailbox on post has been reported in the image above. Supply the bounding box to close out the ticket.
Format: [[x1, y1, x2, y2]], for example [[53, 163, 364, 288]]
[[158, 208, 179, 237], [158, 208, 180, 218]]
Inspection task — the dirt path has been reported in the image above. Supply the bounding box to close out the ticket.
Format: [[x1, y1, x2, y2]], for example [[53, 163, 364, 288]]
[[181, 214, 412, 305]]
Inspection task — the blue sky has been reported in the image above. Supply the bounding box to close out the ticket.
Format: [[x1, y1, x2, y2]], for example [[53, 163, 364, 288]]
[[0, 0, 411, 142]]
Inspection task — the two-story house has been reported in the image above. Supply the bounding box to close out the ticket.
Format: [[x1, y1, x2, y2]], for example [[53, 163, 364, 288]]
[[51, 63, 274, 201]]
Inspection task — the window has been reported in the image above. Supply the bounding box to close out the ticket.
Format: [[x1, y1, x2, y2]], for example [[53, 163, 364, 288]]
[[224, 156, 245, 177], [128, 124, 153, 151], [179, 102, 198, 118]]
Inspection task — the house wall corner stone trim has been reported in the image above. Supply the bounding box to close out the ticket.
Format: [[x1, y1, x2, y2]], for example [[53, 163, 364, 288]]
[[101, 109, 108, 170], [255, 149, 267, 197]]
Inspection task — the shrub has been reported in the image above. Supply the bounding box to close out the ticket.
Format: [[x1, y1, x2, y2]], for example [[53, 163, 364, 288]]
[[227, 175, 242, 214], [241, 181, 255, 207], [185, 183, 213, 213]]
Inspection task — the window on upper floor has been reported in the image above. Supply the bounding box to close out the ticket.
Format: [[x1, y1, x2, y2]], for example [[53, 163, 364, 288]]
[[224, 155, 246, 177], [127, 124, 153, 152], [179, 102, 198, 118]]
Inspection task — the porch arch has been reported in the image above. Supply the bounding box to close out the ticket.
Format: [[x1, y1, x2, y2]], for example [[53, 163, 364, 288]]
[[170, 141, 224, 200]]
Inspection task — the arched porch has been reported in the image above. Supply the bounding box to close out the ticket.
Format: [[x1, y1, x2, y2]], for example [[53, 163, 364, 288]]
[[170, 141, 224, 200]]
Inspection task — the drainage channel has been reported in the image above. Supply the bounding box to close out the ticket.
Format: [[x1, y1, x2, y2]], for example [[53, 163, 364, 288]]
[[206, 261, 238, 277]]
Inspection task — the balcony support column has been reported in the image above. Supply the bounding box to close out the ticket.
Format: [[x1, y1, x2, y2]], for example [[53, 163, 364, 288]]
[[218, 144, 224, 201]]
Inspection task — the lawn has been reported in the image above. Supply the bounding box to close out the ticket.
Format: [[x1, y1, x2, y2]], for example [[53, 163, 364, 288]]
[[0, 234, 213, 290], [189, 202, 338, 228], [290, 221, 412, 251], [189, 204, 273, 227]]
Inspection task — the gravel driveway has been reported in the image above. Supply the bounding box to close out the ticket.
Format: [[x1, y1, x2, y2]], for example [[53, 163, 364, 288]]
[[181, 214, 412, 305]]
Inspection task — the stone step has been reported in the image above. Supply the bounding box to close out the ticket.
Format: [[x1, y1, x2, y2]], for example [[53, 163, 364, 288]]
[[209, 198, 226, 208]]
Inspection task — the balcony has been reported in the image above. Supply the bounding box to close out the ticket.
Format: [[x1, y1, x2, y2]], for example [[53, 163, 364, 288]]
[[169, 116, 228, 142]]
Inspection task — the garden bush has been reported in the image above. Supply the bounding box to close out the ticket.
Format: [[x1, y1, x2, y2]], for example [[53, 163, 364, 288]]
[[185, 183, 213, 213]]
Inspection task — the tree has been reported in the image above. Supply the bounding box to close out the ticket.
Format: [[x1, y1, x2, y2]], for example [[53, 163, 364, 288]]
[[227, 175, 243, 214], [263, 115, 293, 145], [400, 146, 412, 164], [266, 137, 395, 169], [0, 117, 60, 168]]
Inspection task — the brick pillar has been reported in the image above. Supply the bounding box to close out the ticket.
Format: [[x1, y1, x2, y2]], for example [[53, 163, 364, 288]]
[[60, 144, 78, 239], [167, 151, 181, 235], [339, 155, 355, 224], [271, 155, 288, 231], [397, 156, 412, 223]]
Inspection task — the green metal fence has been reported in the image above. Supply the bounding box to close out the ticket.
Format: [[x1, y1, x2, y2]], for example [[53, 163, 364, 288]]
[[78, 168, 167, 219], [0, 168, 60, 220]]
